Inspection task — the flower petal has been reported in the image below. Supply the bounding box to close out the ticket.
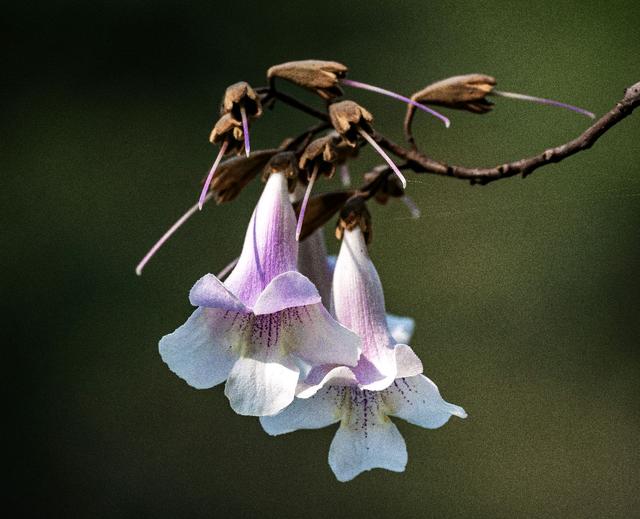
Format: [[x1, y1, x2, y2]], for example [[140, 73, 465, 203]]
[[328, 389, 407, 482], [287, 303, 361, 368], [158, 307, 244, 389], [394, 344, 423, 378], [260, 386, 342, 435], [224, 172, 298, 307], [252, 271, 321, 315], [386, 313, 415, 344], [189, 273, 248, 311], [298, 227, 333, 307], [224, 355, 300, 416], [384, 375, 467, 429], [296, 365, 358, 399]]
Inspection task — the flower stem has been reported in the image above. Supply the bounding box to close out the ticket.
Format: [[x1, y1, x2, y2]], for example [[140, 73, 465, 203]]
[[492, 90, 595, 119], [198, 140, 228, 211], [136, 193, 213, 276], [240, 106, 251, 156], [295, 166, 318, 241], [342, 78, 451, 128], [358, 128, 407, 189]]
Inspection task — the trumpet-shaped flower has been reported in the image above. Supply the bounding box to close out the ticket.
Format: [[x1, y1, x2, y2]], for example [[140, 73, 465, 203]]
[[261, 227, 466, 481], [159, 172, 361, 417]]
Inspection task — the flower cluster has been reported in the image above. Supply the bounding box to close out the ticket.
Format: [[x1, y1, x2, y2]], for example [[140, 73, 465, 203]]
[[139, 59, 595, 481]]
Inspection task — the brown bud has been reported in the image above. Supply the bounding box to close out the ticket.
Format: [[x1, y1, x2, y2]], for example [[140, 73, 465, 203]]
[[209, 114, 244, 154], [336, 196, 372, 244], [293, 190, 355, 242], [299, 134, 339, 178], [221, 81, 262, 119], [267, 60, 348, 99], [411, 74, 497, 114], [263, 151, 299, 182], [209, 149, 278, 203], [329, 100, 373, 147], [363, 166, 404, 205]]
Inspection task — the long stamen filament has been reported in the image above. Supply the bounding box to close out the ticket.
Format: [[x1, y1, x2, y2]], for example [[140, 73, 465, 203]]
[[401, 195, 421, 218], [492, 90, 595, 119], [357, 128, 407, 189], [295, 166, 318, 241], [217, 256, 239, 280], [198, 140, 228, 211], [240, 106, 251, 156], [135, 193, 213, 276], [339, 163, 351, 187], [341, 78, 451, 128]]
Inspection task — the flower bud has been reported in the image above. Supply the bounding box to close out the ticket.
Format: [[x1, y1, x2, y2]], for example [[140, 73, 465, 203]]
[[364, 166, 404, 205], [411, 74, 496, 114], [298, 134, 339, 178], [267, 59, 348, 99], [210, 149, 278, 203], [329, 100, 373, 147], [336, 195, 371, 244], [221, 81, 263, 119], [209, 113, 244, 154]]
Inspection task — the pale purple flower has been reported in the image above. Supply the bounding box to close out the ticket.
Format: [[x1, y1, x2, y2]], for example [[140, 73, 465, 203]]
[[261, 227, 466, 481], [159, 172, 361, 417]]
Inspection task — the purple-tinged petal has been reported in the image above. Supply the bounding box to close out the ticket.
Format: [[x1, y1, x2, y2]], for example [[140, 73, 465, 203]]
[[386, 313, 416, 344], [298, 228, 333, 308], [384, 375, 467, 429], [189, 273, 249, 312], [252, 271, 321, 315], [296, 365, 358, 399], [159, 307, 244, 389], [328, 388, 407, 482], [288, 303, 361, 368], [224, 172, 298, 307], [260, 386, 343, 435], [225, 354, 300, 416]]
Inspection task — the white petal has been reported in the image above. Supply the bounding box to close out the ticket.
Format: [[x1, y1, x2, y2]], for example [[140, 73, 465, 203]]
[[328, 389, 407, 482], [158, 307, 243, 389], [286, 303, 361, 368], [296, 365, 358, 399], [252, 271, 321, 315], [224, 355, 300, 416], [386, 313, 415, 344], [394, 344, 423, 378], [189, 273, 248, 311], [384, 374, 467, 429], [260, 386, 343, 435]]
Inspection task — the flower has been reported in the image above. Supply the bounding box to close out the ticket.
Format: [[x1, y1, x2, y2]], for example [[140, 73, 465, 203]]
[[261, 225, 466, 481], [159, 171, 361, 417]]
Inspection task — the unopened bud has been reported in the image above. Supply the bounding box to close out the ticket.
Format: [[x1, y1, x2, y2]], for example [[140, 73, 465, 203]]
[[364, 166, 404, 205], [329, 100, 373, 147], [267, 59, 348, 99], [209, 114, 244, 154], [299, 135, 339, 178], [221, 81, 263, 119], [336, 196, 372, 244], [411, 74, 496, 114]]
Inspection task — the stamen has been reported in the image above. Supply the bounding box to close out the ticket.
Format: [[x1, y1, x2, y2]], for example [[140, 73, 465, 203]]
[[216, 256, 239, 280], [341, 78, 451, 128], [357, 128, 407, 189], [492, 90, 595, 119], [198, 140, 228, 211], [135, 193, 213, 276], [339, 163, 351, 187], [240, 105, 251, 156], [401, 195, 421, 218], [295, 165, 318, 241]]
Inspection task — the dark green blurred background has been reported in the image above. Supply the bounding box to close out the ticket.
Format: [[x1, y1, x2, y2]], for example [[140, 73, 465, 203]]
[[6, 1, 639, 517]]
